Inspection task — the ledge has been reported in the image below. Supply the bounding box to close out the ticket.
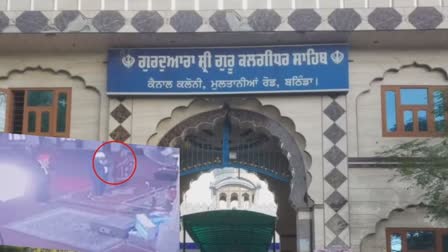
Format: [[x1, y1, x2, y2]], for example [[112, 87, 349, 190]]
[[0, 7, 447, 34]]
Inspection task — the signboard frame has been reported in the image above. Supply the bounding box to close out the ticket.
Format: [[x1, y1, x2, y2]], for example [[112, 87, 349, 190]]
[[107, 44, 350, 96]]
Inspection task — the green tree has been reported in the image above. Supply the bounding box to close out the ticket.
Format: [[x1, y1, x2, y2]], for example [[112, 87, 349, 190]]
[[379, 90, 448, 220]]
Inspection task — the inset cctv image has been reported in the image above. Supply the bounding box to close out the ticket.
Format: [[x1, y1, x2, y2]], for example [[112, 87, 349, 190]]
[[0, 133, 179, 252]]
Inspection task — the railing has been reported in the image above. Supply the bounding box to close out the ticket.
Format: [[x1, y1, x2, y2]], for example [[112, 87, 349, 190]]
[[181, 202, 277, 216], [1, 0, 447, 11]]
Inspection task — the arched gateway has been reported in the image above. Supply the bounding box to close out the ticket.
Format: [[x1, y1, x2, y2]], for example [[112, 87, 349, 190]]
[[148, 98, 315, 252]]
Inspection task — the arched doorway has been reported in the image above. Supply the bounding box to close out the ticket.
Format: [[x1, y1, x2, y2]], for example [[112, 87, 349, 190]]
[[151, 99, 314, 252]]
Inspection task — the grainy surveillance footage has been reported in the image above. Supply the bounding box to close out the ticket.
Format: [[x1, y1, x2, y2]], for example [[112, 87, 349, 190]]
[[0, 133, 179, 252]]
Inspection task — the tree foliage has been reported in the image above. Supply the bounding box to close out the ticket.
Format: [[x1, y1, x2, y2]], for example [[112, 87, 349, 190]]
[[379, 91, 448, 220]]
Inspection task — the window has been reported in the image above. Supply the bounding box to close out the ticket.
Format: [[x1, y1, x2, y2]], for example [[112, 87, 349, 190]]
[[60, 138, 77, 141], [0, 90, 8, 132], [230, 193, 239, 209], [219, 193, 227, 202], [0, 88, 71, 137], [387, 228, 448, 252], [8, 133, 26, 141], [382, 86, 447, 137]]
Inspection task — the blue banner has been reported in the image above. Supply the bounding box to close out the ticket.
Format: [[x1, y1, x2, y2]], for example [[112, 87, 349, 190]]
[[107, 45, 349, 95]]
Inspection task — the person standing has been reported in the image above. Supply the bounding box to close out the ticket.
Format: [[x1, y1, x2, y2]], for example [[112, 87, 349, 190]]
[[89, 151, 109, 200], [103, 149, 116, 184], [34, 153, 51, 203], [116, 149, 134, 181], [103, 149, 122, 196]]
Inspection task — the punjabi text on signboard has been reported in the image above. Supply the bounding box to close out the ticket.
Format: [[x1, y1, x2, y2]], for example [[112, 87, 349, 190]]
[[107, 45, 349, 95]]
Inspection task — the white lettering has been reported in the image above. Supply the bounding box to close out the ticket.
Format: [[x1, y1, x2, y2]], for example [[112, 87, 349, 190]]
[[177, 78, 203, 89], [285, 76, 317, 87], [239, 50, 290, 67], [198, 51, 212, 73], [167, 56, 179, 68], [136, 48, 329, 74], [211, 78, 258, 91], [215, 55, 235, 73], [262, 77, 277, 87], [138, 56, 150, 69], [147, 78, 173, 89], [293, 49, 328, 66]]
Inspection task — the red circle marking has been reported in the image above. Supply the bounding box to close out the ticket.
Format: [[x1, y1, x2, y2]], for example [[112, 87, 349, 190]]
[[92, 140, 138, 186]]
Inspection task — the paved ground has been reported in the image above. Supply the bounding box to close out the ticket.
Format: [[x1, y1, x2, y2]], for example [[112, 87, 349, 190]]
[[0, 181, 172, 252]]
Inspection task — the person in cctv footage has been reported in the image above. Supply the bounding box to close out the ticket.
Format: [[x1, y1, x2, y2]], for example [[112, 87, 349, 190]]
[[163, 185, 178, 212], [88, 151, 110, 200], [116, 149, 134, 181], [34, 153, 51, 204]]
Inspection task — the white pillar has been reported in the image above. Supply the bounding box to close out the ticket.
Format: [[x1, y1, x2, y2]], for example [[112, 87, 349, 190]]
[[215, 192, 219, 209], [297, 209, 312, 252], [194, 0, 199, 10], [312, 206, 325, 250]]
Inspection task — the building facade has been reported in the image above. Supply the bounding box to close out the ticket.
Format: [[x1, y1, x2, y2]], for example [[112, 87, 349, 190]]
[[0, 0, 447, 251], [180, 168, 280, 251]]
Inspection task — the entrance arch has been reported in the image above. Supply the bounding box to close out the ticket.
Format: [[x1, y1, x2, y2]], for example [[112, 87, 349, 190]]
[[148, 98, 314, 252]]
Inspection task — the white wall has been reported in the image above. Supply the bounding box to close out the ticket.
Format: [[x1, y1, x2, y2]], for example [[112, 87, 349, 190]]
[[360, 206, 448, 252], [349, 168, 428, 251], [346, 49, 448, 252], [0, 53, 108, 141], [347, 49, 448, 157], [0, 0, 443, 11]]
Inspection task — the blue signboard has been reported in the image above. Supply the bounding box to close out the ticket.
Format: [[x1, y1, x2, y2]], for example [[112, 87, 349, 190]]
[[107, 45, 349, 95]]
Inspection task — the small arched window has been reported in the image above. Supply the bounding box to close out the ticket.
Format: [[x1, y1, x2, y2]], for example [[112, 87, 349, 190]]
[[230, 193, 239, 209], [219, 193, 227, 201]]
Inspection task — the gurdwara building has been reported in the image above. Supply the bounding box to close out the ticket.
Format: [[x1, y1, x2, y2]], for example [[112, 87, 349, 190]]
[[0, 0, 447, 251]]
